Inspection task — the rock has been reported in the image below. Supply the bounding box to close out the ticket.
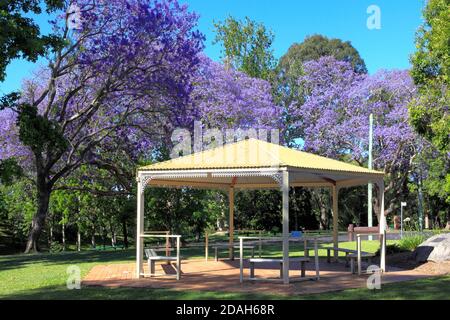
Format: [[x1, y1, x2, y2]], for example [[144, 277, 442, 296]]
[[413, 233, 450, 263]]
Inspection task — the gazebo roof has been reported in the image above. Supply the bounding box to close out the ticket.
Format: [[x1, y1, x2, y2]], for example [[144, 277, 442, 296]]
[[139, 138, 381, 175], [138, 138, 383, 189]]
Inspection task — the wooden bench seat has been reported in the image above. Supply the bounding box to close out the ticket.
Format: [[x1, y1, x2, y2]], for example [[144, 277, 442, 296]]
[[145, 248, 182, 279], [248, 257, 310, 279]]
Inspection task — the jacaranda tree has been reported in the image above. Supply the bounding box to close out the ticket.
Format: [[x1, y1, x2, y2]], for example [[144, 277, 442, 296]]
[[193, 56, 281, 132], [0, 0, 204, 253], [294, 56, 420, 223]]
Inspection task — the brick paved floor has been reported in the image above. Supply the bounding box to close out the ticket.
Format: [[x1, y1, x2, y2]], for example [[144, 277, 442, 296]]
[[83, 258, 436, 296]]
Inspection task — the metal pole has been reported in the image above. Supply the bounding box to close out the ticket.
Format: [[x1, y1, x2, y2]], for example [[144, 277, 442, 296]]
[[332, 185, 339, 261], [258, 231, 262, 258], [165, 231, 170, 258], [357, 234, 362, 275], [136, 177, 145, 279], [205, 231, 209, 262], [239, 237, 243, 283], [417, 137, 424, 232], [378, 180, 386, 272], [401, 205, 403, 239], [368, 113, 373, 240], [418, 178, 424, 232], [314, 238, 320, 280], [229, 187, 235, 260], [282, 171, 290, 284], [176, 236, 180, 280]]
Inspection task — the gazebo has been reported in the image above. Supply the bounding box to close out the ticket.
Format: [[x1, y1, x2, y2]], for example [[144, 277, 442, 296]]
[[136, 138, 386, 284]]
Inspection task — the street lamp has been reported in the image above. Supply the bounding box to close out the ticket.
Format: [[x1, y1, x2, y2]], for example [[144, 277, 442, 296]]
[[400, 202, 407, 238]]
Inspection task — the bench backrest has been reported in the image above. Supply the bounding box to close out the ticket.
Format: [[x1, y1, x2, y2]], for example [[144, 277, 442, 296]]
[[145, 248, 157, 258], [349, 226, 379, 234]]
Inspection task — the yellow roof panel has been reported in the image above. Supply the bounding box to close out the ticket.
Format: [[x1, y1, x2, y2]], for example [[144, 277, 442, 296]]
[[138, 138, 383, 176]]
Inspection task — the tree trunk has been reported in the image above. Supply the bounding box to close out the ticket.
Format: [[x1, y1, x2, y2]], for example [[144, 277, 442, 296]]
[[48, 225, 53, 247], [373, 190, 392, 226], [292, 189, 299, 230], [320, 206, 327, 230], [109, 220, 116, 247], [77, 229, 81, 251], [62, 223, 66, 251], [91, 229, 96, 248], [313, 190, 329, 230], [111, 231, 116, 247], [122, 221, 128, 249], [24, 187, 51, 253]]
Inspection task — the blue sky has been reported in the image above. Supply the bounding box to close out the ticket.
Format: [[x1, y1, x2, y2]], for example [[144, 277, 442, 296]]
[[0, 0, 425, 95]]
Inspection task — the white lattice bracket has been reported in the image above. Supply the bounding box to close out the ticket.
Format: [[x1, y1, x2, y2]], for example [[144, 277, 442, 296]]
[[137, 174, 153, 195], [211, 170, 283, 188]]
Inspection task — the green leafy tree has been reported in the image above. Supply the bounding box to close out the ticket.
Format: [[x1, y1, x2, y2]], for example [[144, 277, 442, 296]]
[[409, 144, 450, 226], [213, 16, 276, 80], [409, 0, 449, 213], [235, 190, 281, 232], [0, 158, 22, 184], [0, 178, 36, 248], [46, 161, 136, 251], [409, 0, 449, 152], [0, 0, 64, 81]]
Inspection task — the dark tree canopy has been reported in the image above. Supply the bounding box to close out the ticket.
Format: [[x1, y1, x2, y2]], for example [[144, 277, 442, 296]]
[[0, 0, 64, 81], [0, 158, 22, 185], [278, 34, 367, 76]]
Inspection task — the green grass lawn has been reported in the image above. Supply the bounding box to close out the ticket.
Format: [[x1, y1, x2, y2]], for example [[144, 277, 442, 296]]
[[1, 241, 448, 300]]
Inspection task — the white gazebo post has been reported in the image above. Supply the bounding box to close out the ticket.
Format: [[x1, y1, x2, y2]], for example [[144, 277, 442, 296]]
[[378, 179, 386, 272], [332, 185, 339, 261], [136, 175, 145, 278], [282, 170, 290, 284], [229, 186, 235, 260]]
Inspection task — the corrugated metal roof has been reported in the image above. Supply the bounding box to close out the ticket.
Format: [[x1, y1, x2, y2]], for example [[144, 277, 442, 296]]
[[138, 138, 383, 175]]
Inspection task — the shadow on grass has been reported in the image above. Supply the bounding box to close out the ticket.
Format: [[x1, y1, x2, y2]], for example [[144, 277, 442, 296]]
[[2, 275, 449, 300], [0, 249, 136, 272], [0, 284, 280, 300], [310, 275, 450, 300]]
